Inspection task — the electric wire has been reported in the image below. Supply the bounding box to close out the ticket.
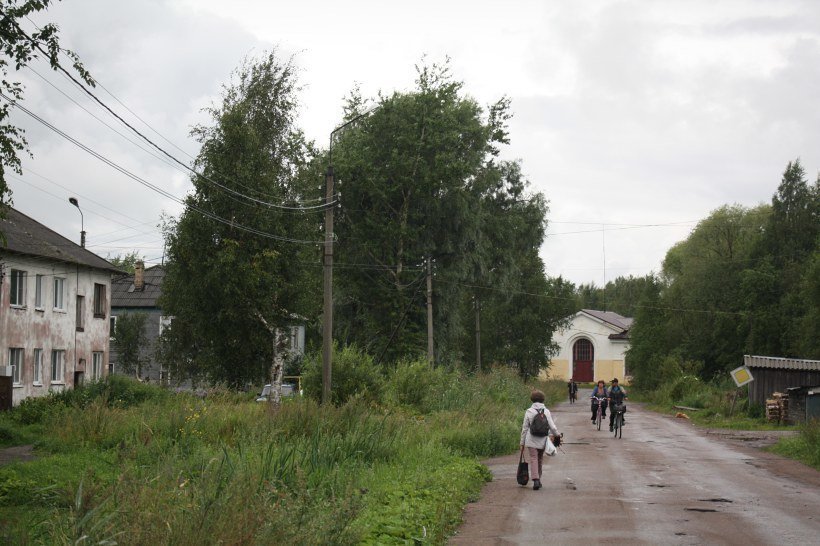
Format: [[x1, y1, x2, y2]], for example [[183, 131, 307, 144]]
[[1, 93, 325, 244], [10, 12, 334, 211]]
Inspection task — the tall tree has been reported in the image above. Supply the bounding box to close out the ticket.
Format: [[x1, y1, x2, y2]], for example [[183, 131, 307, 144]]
[[331, 60, 507, 364], [0, 0, 93, 214], [159, 52, 319, 386]]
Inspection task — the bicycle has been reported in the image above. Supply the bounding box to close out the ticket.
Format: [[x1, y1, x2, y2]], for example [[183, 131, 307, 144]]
[[611, 402, 626, 439], [592, 396, 606, 431]]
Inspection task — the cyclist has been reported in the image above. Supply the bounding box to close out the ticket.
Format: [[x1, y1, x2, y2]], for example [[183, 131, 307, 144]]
[[609, 378, 628, 431], [590, 380, 609, 423]]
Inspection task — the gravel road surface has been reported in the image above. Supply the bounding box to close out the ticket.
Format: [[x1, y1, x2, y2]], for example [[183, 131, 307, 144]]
[[451, 391, 820, 545]]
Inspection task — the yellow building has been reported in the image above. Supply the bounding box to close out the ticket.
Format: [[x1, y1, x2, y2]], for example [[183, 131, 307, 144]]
[[544, 309, 632, 384]]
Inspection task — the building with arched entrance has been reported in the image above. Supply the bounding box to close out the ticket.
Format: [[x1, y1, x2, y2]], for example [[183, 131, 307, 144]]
[[545, 309, 633, 384]]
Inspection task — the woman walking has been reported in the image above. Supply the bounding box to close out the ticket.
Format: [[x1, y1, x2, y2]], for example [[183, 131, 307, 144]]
[[520, 389, 561, 490]]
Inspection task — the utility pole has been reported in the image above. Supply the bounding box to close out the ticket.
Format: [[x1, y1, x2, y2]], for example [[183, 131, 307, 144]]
[[322, 165, 334, 405], [426, 256, 434, 364], [475, 296, 481, 371], [322, 105, 379, 404]]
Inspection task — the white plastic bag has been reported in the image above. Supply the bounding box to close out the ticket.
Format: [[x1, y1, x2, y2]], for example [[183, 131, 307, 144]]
[[545, 437, 557, 456]]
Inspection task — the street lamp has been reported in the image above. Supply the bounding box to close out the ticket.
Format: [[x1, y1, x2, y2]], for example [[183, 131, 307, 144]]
[[322, 106, 378, 405], [68, 197, 86, 248]]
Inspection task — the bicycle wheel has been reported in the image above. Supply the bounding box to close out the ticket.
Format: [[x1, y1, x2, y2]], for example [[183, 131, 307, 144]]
[[596, 411, 602, 431], [613, 414, 619, 438]]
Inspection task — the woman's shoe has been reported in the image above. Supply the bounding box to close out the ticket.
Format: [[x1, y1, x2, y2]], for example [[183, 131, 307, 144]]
[[533, 479, 542, 490]]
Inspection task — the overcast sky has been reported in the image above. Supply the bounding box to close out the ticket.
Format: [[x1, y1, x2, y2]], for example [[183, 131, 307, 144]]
[[6, 0, 819, 286]]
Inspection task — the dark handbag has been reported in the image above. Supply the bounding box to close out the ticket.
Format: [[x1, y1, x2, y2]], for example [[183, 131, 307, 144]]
[[516, 449, 529, 486]]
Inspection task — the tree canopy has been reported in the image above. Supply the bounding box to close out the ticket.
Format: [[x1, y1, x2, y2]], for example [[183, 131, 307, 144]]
[[158, 52, 320, 387]]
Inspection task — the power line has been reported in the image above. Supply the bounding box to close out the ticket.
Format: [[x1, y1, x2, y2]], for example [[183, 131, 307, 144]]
[[1, 93, 325, 244], [10, 13, 333, 212]]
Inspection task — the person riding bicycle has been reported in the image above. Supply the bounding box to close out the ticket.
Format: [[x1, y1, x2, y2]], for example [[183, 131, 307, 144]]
[[608, 378, 628, 431], [590, 380, 609, 422], [568, 379, 578, 402]]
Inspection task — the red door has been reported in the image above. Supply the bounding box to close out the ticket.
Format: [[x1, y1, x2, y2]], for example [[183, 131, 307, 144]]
[[572, 339, 594, 382]]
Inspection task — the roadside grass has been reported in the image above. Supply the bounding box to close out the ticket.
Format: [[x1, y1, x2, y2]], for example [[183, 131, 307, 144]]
[[769, 419, 820, 470], [0, 364, 564, 544], [630, 375, 792, 431]]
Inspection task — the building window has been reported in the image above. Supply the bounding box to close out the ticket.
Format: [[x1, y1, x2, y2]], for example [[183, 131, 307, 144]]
[[92, 352, 103, 381], [51, 350, 65, 383], [110, 315, 117, 340], [33, 349, 43, 385], [93, 283, 106, 318], [34, 274, 44, 309], [76, 295, 85, 331], [53, 277, 65, 310], [159, 315, 174, 336], [9, 348, 23, 385], [10, 269, 26, 307]]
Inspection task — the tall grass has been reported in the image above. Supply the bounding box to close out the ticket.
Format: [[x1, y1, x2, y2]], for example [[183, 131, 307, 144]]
[[0, 361, 565, 544], [770, 419, 820, 470]]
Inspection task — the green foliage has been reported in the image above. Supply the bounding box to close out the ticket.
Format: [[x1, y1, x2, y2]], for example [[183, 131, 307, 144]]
[[159, 51, 320, 387], [106, 251, 143, 273], [0, 0, 93, 212], [114, 312, 149, 377], [770, 419, 820, 470], [330, 59, 563, 371], [0, 367, 557, 544], [302, 344, 385, 405], [627, 160, 819, 395]]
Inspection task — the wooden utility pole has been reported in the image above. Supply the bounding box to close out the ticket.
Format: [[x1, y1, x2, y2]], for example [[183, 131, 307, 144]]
[[322, 166, 334, 405], [475, 296, 481, 371], [426, 256, 434, 364]]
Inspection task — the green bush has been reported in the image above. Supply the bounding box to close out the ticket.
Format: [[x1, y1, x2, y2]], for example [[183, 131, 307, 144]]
[[384, 358, 454, 412], [302, 344, 385, 405]]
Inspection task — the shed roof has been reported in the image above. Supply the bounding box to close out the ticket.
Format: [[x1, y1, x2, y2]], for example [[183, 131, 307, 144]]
[[111, 265, 165, 308], [744, 355, 820, 371], [581, 309, 634, 331], [1, 207, 120, 272]]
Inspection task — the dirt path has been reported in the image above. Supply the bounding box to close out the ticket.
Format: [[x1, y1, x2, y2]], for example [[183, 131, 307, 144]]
[[0, 444, 35, 466], [451, 392, 820, 545]]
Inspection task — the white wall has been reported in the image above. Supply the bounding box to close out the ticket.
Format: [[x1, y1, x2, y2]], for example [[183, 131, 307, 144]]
[[550, 313, 630, 380]]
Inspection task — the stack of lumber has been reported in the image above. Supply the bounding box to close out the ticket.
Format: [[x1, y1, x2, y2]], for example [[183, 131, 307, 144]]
[[765, 392, 789, 424]]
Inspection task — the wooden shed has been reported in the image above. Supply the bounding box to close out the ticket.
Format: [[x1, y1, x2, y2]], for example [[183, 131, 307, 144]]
[[744, 355, 820, 406]]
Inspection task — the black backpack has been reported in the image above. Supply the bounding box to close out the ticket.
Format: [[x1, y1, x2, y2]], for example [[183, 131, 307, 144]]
[[530, 408, 550, 437]]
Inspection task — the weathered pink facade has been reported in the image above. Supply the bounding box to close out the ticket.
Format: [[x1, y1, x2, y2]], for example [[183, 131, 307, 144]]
[[1, 207, 117, 406], [1, 254, 112, 405]]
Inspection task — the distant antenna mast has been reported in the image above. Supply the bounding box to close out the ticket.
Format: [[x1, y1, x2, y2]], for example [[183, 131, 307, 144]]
[[602, 223, 607, 311]]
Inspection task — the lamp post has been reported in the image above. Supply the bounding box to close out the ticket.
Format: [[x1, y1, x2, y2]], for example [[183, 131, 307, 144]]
[[68, 197, 85, 248], [322, 106, 378, 405]]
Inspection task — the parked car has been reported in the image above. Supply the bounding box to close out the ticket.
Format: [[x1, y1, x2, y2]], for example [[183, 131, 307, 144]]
[[256, 383, 298, 402]]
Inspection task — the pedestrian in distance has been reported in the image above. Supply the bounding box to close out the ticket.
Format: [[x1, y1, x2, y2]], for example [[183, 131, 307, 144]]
[[520, 389, 561, 490], [568, 379, 578, 403]]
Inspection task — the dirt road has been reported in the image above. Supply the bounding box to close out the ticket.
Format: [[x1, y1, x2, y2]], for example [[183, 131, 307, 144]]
[[451, 392, 820, 545]]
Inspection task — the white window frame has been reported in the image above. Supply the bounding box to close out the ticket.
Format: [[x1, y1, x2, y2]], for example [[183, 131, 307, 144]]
[[33, 348, 43, 385], [34, 274, 44, 309], [51, 349, 65, 384], [92, 352, 103, 381], [10, 269, 26, 307], [9, 348, 23, 385], [53, 277, 65, 310]]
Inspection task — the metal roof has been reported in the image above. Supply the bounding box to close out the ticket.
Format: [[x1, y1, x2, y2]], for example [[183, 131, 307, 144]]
[[581, 309, 634, 331], [744, 355, 820, 371], [111, 265, 165, 308], [1, 207, 121, 272]]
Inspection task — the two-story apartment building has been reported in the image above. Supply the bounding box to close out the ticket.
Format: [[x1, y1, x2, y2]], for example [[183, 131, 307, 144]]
[[0, 207, 120, 405]]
